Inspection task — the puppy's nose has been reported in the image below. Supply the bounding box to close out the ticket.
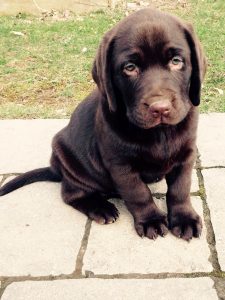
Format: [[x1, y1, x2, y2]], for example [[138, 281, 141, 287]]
[[149, 101, 171, 118]]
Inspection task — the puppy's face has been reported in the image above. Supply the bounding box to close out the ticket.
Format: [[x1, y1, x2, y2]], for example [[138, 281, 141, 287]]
[[113, 23, 193, 129], [93, 9, 206, 129]]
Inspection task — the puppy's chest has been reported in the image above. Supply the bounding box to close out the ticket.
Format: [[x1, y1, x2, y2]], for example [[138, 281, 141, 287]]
[[134, 140, 184, 176]]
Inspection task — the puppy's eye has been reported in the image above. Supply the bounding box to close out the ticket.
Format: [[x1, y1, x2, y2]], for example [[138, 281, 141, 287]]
[[169, 56, 184, 70], [123, 62, 139, 76], [124, 63, 136, 71], [171, 56, 183, 65]]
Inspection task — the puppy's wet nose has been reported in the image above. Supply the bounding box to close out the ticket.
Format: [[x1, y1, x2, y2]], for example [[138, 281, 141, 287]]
[[149, 101, 171, 118]]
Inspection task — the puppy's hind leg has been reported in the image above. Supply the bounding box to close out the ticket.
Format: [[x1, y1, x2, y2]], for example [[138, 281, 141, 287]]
[[62, 183, 119, 225]]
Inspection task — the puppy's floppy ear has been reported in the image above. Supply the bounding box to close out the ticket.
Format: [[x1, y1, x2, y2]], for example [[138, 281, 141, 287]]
[[184, 24, 207, 106], [92, 28, 117, 112]]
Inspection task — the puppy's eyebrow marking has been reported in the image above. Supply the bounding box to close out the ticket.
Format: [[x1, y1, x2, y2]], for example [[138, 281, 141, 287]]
[[167, 47, 184, 56], [118, 48, 144, 65], [127, 50, 144, 61]]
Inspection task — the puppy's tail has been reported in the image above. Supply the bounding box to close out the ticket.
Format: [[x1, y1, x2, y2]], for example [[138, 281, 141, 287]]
[[0, 167, 62, 196]]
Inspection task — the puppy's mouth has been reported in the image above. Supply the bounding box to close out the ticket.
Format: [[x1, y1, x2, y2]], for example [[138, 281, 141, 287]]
[[127, 111, 167, 128], [151, 115, 177, 127], [154, 122, 170, 128], [150, 116, 168, 126], [127, 112, 184, 129]]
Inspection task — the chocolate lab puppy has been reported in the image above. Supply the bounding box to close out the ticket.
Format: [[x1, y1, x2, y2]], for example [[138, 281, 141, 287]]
[[0, 8, 206, 241]]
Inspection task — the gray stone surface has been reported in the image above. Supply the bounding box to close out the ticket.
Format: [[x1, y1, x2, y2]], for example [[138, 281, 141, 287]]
[[197, 113, 225, 167], [1, 278, 218, 300], [203, 168, 225, 271], [149, 169, 199, 194], [148, 179, 168, 194], [1, 116, 225, 299], [0, 120, 68, 173], [83, 197, 212, 274], [0, 182, 87, 276]]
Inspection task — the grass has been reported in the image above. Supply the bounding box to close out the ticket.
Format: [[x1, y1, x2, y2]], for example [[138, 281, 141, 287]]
[[180, 0, 225, 112], [0, 0, 224, 119]]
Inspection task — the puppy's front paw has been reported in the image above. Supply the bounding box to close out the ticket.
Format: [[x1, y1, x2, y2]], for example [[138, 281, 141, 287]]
[[169, 205, 202, 241], [88, 200, 119, 225], [135, 210, 168, 240]]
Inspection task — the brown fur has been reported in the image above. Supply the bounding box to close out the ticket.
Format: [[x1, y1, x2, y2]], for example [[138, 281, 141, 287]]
[[0, 9, 206, 241]]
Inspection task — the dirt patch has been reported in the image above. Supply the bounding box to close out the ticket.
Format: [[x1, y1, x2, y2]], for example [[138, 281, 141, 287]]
[[126, 0, 190, 12]]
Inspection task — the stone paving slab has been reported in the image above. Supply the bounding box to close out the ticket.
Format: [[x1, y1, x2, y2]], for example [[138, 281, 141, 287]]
[[203, 168, 225, 271], [197, 113, 225, 167], [0, 182, 87, 276], [0, 120, 68, 173], [148, 179, 168, 194], [1, 278, 218, 300], [1, 114, 224, 173], [1, 116, 225, 299], [83, 197, 212, 274]]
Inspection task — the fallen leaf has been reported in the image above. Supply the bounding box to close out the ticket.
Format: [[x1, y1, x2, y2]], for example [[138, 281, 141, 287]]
[[214, 88, 224, 95], [10, 31, 25, 36], [82, 47, 88, 53]]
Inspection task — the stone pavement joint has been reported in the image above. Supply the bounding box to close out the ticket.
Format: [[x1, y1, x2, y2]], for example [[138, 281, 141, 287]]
[[1, 271, 224, 300], [0, 273, 225, 300], [0, 271, 225, 300], [212, 277, 225, 300], [0, 176, 5, 188], [0, 174, 21, 188], [74, 219, 92, 276], [0, 173, 22, 177], [195, 154, 221, 273], [201, 166, 225, 170]]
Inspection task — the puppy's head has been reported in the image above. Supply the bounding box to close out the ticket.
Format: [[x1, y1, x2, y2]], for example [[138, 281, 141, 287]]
[[92, 9, 206, 129]]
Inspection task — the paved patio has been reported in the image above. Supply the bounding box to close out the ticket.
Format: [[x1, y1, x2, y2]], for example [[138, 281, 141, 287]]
[[0, 113, 224, 300]]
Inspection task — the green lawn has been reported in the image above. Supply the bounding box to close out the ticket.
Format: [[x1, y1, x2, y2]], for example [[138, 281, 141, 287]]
[[0, 0, 224, 119]]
